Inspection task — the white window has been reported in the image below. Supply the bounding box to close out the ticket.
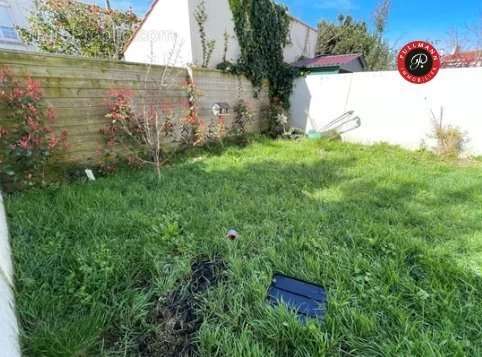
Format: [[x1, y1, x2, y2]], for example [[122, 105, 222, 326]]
[[0, 4, 19, 42]]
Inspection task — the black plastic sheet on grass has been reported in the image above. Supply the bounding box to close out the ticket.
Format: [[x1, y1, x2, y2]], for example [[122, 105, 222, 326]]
[[138, 257, 227, 356]]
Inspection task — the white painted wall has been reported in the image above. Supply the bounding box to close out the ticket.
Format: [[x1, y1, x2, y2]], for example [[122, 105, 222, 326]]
[[124, 0, 194, 67], [188, 0, 240, 67], [284, 16, 318, 64], [0, 193, 21, 357], [125, 0, 318, 68], [291, 68, 482, 156], [0, 0, 35, 51]]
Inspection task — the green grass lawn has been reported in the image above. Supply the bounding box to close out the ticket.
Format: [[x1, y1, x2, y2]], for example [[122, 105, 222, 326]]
[[6, 138, 482, 356]]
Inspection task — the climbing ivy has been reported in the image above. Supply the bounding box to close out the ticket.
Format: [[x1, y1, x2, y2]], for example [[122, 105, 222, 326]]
[[228, 0, 297, 110]]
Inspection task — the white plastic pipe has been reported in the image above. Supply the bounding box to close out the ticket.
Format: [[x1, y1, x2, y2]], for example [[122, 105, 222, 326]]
[[0, 192, 21, 357]]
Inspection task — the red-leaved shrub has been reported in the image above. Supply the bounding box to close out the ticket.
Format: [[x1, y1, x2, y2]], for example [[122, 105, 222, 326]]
[[100, 89, 176, 176], [0, 66, 67, 189]]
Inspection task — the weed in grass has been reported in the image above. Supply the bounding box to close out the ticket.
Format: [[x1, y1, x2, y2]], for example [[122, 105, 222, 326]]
[[429, 107, 468, 159]]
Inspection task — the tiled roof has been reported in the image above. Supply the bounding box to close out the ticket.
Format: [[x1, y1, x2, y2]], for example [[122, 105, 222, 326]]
[[293, 53, 363, 69], [441, 51, 482, 68]]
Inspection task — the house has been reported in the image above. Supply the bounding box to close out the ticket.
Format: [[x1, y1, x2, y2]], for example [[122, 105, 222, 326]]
[[441, 50, 482, 68], [0, 0, 34, 51], [293, 53, 367, 74], [123, 0, 318, 68]]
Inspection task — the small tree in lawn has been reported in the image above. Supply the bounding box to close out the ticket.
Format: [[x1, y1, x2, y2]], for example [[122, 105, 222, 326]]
[[102, 40, 186, 177], [103, 90, 175, 177]]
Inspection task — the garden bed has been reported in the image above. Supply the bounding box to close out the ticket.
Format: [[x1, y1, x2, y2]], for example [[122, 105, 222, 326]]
[[6, 138, 482, 355]]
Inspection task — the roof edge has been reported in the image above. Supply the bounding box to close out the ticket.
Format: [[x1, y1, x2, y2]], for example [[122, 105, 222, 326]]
[[122, 0, 160, 55], [288, 14, 318, 33]]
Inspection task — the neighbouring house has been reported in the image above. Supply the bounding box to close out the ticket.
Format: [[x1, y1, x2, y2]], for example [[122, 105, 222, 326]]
[[0, 0, 34, 51], [293, 53, 367, 74], [441, 49, 482, 68], [123, 0, 318, 68]]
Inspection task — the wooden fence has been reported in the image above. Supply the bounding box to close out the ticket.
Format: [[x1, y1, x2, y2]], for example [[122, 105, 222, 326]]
[[0, 50, 269, 163]]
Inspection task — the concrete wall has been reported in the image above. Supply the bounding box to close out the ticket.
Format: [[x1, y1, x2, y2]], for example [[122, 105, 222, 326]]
[[290, 68, 482, 156], [0, 193, 20, 357], [125, 0, 318, 68], [0, 0, 34, 51], [284, 16, 318, 64], [0, 50, 269, 163]]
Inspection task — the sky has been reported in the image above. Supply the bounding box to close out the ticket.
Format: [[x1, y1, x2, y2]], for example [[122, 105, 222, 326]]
[[86, 0, 482, 50]]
